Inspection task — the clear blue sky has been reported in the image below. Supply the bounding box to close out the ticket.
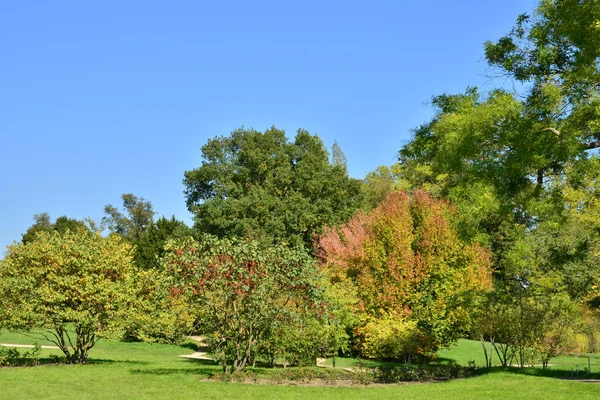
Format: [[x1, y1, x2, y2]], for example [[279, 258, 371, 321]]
[[1, 0, 536, 253]]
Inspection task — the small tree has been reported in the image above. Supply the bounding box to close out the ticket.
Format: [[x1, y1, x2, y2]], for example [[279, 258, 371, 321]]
[[0, 229, 137, 364], [161, 235, 323, 373], [535, 295, 580, 369]]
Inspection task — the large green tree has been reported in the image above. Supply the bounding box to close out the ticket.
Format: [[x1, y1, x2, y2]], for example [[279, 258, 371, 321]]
[[183, 127, 364, 249], [398, 0, 600, 292]]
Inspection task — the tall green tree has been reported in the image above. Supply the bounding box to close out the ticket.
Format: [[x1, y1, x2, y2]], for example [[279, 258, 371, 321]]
[[398, 0, 600, 289], [103, 193, 155, 242], [133, 216, 194, 270], [183, 127, 364, 249], [330, 140, 347, 170]]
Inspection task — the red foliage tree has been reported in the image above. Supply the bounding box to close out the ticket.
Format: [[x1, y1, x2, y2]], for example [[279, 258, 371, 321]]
[[317, 190, 492, 354]]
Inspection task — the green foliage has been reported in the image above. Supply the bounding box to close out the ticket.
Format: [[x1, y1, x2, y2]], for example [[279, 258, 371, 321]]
[[160, 235, 324, 372], [21, 213, 87, 244], [133, 216, 194, 270], [183, 127, 364, 249], [477, 287, 581, 369], [362, 165, 399, 210], [121, 267, 195, 345], [0, 344, 41, 367], [397, 4, 600, 325], [484, 1, 600, 99], [103, 193, 156, 242], [330, 140, 347, 170], [0, 229, 138, 363]]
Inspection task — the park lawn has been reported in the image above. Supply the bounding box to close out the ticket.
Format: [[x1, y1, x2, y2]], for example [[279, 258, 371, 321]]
[[2, 331, 600, 399]]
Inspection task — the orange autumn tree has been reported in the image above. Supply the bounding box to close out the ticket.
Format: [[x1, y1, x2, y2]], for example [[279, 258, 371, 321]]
[[317, 190, 492, 360]]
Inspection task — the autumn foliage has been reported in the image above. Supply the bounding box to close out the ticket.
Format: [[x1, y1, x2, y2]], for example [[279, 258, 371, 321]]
[[317, 190, 492, 356], [160, 235, 323, 373]]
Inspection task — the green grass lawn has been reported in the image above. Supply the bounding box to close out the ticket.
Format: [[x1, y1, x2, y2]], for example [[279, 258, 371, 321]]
[[2, 331, 600, 399]]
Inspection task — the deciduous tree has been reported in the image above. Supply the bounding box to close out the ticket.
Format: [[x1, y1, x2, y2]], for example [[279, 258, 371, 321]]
[[21, 213, 87, 244], [160, 235, 323, 373], [183, 127, 364, 249], [318, 191, 492, 356], [0, 229, 137, 363], [103, 193, 155, 242]]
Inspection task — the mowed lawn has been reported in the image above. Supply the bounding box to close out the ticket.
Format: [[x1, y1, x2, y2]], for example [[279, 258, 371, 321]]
[[1, 331, 600, 400]]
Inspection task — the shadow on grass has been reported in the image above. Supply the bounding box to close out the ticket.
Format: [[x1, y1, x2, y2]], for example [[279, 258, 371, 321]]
[[89, 359, 151, 366], [430, 357, 456, 365], [178, 342, 201, 352], [129, 367, 216, 376], [130, 359, 218, 377], [475, 366, 600, 380]]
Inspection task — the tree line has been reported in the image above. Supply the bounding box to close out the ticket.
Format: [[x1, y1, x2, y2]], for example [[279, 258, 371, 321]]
[[2, 0, 600, 371]]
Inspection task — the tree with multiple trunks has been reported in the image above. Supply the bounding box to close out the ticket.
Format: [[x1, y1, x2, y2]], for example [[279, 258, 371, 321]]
[[0, 229, 137, 364], [160, 235, 323, 373]]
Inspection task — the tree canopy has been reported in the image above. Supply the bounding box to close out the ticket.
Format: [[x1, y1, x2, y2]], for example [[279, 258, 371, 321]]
[[21, 213, 87, 244], [183, 127, 364, 249], [160, 235, 323, 373], [318, 190, 492, 356], [103, 193, 156, 243], [0, 229, 138, 363]]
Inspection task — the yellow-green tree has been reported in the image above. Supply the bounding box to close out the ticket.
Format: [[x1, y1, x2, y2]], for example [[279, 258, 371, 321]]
[[0, 229, 137, 364]]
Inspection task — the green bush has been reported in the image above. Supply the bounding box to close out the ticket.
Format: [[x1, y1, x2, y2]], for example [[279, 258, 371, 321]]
[[0, 344, 41, 367], [358, 314, 434, 363]]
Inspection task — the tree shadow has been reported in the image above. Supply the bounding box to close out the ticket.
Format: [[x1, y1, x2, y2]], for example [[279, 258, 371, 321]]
[[178, 342, 201, 352], [182, 358, 218, 366], [475, 366, 600, 380], [430, 357, 456, 365], [129, 367, 215, 376], [130, 360, 218, 377], [89, 359, 151, 366]]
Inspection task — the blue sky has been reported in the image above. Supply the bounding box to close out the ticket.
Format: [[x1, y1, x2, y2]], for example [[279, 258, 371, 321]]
[[1, 0, 535, 253]]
